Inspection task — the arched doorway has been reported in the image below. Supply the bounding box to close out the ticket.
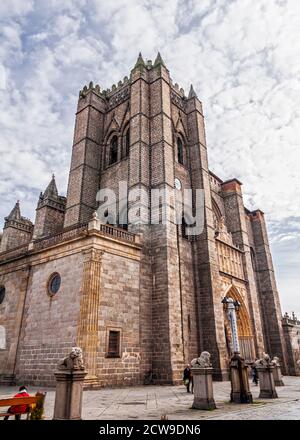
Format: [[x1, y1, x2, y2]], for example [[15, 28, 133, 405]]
[[223, 284, 255, 362]]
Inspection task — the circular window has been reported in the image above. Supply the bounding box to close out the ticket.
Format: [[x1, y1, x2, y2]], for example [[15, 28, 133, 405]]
[[174, 178, 182, 190], [47, 273, 61, 296], [0, 286, 5, 304]]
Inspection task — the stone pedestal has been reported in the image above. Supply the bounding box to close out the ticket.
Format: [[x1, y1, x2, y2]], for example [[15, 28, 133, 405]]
[[53, 370, 87, 419], [230, 352, 253, 404], [257, 366, 278, 398], [191, 367, 216, 410], [273, 365, 284, 386]]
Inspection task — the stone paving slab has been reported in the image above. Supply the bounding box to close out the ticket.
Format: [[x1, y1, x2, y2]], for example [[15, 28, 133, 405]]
[[1, 376, 300, 420]]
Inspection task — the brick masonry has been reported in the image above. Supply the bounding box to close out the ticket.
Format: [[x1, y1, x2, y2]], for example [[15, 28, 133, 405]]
[[0, 54, 294, 387]]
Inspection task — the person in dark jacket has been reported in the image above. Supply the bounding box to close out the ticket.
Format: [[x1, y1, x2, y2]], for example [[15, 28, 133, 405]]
[[251, 363, 259, 385], [183, 364, 193, 393], [4, 385, 30, 420]]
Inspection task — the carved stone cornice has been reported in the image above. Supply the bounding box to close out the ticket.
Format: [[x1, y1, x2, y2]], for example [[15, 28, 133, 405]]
[[171, 90, 186, 111], [107, 86, 130, 110], [82, 247, 103, 263]]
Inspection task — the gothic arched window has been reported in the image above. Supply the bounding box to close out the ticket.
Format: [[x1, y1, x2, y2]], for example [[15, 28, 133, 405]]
[[109, 136, 118, 165], [177, 137, 184, 165], [125, 128, 130, 157]]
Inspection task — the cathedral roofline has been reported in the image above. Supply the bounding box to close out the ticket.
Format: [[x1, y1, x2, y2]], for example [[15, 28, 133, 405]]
[[221, 178, 243, 186], [248, 209, 265, 217], [37, 175, 66, 211], [4, 201, 33, 229], [209, 170, 223, 183], [79, 53, 187, 102]]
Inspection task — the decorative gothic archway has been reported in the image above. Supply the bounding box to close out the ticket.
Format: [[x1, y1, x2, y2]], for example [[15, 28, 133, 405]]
[[223, 284, 255, 362]]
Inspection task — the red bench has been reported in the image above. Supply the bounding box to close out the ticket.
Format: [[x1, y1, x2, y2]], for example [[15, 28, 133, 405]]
[[0, 393, 46, 420]]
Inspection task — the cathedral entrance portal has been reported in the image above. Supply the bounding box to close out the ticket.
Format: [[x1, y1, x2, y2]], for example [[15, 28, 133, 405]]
[[223, 285, 255, 363]]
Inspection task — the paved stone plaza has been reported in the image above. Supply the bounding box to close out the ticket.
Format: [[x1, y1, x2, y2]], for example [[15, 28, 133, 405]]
[[1, 376, 300, 420]]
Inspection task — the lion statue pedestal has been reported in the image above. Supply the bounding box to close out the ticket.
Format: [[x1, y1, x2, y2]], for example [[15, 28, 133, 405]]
[[53, 347, 87, 420], [255, 353, 278, 399], [191, 352, 216, 410], [271, 357, 284, 386]]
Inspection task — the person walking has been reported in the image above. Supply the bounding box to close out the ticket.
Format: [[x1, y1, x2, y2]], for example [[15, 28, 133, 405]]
[[183, 364, 192, 393], [251, 363, 259, 385], [4, 385, 30, 420]]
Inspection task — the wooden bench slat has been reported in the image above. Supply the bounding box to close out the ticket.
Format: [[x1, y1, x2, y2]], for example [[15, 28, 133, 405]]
[[0, 396, 38, 407]]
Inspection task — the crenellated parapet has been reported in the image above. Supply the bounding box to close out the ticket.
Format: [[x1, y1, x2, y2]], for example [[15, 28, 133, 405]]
[[78, 53, 201, 115], [79, 81, 103, 99], [282, 312, 300, 326], [3, 201, 33, 234], [0, 201, 33, 252]]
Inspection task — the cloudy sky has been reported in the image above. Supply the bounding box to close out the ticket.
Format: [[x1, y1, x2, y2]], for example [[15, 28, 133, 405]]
[[0, 0, 299, 315]]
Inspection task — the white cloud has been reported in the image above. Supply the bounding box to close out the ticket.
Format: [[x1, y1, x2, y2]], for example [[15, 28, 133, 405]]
[[0, 65, 6, 89], [0, 0, 34, 18]]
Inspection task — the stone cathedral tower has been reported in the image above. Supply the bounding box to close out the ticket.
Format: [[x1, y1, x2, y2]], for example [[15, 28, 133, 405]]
[[0, 53, 290, 387]]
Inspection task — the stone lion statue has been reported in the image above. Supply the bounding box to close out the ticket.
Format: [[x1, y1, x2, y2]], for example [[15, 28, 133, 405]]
[[58, 347, 85, 371], [191, 351, 212, 368], [255, 352, 271, 367], [271, 356, 280, 367]]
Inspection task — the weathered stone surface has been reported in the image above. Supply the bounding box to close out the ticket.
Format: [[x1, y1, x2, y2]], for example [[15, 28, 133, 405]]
[[257, 365, 278, 399], [53, 370, 87, 419], [191, 367, 216, 410], [0, 55, 294, 387]]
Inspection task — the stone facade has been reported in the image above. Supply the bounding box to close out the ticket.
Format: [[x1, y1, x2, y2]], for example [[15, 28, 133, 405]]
[[0, 53, 295, 387], [282, 313, 300, 376]]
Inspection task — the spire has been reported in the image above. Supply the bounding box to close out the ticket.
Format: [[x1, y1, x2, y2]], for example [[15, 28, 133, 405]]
[[133, 52, 146, 70], [44, 174, 58, 199], [6, 200, 21, 221], [188, 84, 197, 99], [154, 52, 166, 68]]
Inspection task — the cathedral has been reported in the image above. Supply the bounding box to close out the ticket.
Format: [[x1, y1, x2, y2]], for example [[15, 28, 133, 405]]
[[0, 53, 294, 387]]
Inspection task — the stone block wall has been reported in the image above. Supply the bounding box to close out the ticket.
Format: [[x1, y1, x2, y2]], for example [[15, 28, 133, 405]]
[[0, 263, 30, 382], [282, 319, 300, 375], [0, 55, 291, 386], [95, 251, 141, 387], [250, 210, 288, 372], [0, 226, 32, 252], [33, 206, 65, 239], [15, 251, 84, 386]]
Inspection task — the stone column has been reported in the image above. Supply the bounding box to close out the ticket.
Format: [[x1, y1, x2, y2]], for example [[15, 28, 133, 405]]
[[222, 297, 253, 403], [230, 352, 253, 403], [257, 365, 278, 398], [77, 248, 102, 386], [191, 367, 216, 410]]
